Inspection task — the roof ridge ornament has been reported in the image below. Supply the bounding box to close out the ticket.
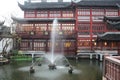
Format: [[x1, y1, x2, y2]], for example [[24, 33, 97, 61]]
[[116, 3, 120, 8], [72, 0, 81, 3]]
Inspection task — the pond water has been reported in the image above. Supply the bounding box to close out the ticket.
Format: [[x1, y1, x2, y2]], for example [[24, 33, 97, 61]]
[[0, 59, 103, 80]]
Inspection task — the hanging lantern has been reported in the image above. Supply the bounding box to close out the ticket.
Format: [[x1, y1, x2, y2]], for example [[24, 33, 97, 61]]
[[29, 31, 35, 35], [94, 42, 97, 46], [44, 31, 48, 35], [104, 42, 107, 46]]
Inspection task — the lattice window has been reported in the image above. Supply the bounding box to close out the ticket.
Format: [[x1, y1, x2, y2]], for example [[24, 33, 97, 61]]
[[33, 40, 45, 51], [92, 23, 105, 35], [78, 32, 90, 35], [78, 23, 90, 31], [92, 16, 104, 22], [105, 9, 118, 16], [21, 24, 34, 31], [20, 41, 28, 48], [78, 16, 90, 21], [62, 24, 74, 30], [25, 11, 35, 18], [37, 11, 48, 18], [22, 24, 34, 27], [64, 40, 75, 48], [48, 23, 61, 31], [92, 23, 105, 31], [20, 40, 32, 50], [77, 39, 90, 47], [62, 24, 75, 35], [49, 11, 61, 18], [35, 24, 47, 31], [78, 9, 90, 16], [111, 42, 117, 48], [92, 9, 104, 16], [62, 11, 74, 18]]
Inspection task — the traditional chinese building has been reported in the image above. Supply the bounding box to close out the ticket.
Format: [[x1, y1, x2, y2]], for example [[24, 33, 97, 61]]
[[12, 0, 120, 56], [97, 16, 120, 55]]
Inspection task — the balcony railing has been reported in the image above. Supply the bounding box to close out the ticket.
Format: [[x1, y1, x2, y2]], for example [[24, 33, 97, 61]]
[[103, 56, 120, 80], [16, 31, 76, 39]]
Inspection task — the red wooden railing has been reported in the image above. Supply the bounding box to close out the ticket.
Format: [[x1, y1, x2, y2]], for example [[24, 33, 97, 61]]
[[16, 31, 76, 39], [103, 56, 120, 80]]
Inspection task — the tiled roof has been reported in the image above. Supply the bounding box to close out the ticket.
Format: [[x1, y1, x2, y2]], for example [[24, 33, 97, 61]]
[[12, 17, 75, 23], [0, 27, 10, 34], [104, 16, 120, 31], [97, 32, 120, 41], [104, 16, 120, 22], [106, 20, 120, 31], [77, 0, 120, 7], [18, 2, 72, 10], [18, 0, 120, 10]]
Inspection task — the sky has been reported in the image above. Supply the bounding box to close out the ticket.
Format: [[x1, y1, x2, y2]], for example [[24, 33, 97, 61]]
[[0, 0, 24, 25], [0, 0, 72, 26]]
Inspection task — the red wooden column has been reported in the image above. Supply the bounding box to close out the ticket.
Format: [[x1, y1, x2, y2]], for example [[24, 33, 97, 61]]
[[35, 10, 37, 18], [48, 11, 50, 18], [118, 8, 120, 55], [104, 9, 108, 32], [90, 7, 93, 50], [75, 7, 78, 55], [60, 11, 62, 18], [118, 8, 120, 16], [75, 8, 78, 32]]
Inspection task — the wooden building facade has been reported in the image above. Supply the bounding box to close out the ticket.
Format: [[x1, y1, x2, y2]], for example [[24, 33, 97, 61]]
[[12, 0, 120, 56]]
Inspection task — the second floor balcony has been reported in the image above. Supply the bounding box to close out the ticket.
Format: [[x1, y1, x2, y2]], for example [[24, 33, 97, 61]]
[[16, 30, 77, 39]]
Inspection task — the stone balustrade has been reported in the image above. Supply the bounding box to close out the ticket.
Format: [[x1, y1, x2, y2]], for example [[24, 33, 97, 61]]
[[103, 56, 120, 80]]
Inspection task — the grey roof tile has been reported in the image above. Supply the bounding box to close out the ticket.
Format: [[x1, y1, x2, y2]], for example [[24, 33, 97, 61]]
[[18, 0, 120, 10]]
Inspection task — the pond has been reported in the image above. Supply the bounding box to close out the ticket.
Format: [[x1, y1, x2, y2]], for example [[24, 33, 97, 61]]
[[0, 59, 103, 80]]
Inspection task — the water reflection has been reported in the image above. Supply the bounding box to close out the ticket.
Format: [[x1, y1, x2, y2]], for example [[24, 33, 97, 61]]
[[0, 59, 102, 80]]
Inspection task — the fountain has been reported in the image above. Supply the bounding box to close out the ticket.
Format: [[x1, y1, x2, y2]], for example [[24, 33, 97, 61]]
[[48, 18, 58, 70], [29, 18, 73, 73]]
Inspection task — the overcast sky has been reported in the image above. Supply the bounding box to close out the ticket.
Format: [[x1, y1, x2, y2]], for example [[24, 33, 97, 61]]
[[0, 0, 72, 25], [0, 0, 24, 25]]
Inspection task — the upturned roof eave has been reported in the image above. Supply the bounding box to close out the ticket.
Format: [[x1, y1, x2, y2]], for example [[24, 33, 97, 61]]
[[12, 17, 76, 23], [104, 16, 120, 21], [18, 1, 120, 10], [97, 32, 120, 41], [76, 1, 120, 7], [18, 2, 73, 10]]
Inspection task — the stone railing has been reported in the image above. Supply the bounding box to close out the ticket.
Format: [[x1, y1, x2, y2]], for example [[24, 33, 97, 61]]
[[103, 56, 120, 80]]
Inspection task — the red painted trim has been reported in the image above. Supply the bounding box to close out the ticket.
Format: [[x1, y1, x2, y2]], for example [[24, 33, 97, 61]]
[[90, 7, 93, 50], [60, 10, 62, 18], [119, 9, 120, 16], [24, 11, 26, 18], [47, 24, 48, 30], [75, 8, 78, 54], [35, 10, 37, 18], [76, 8, 78, 32], [48, 11, 50, 18], [33, 23, 35, 31], [60, 23, 62, 30]]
